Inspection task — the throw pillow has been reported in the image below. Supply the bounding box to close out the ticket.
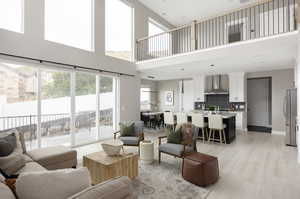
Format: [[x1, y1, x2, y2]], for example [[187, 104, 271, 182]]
[[167, 126, 182, 144], [16, 168, 91, 199], [0, 129, 26, 154], [181, 123, 194, 146], [0, 140, 14, 157], [0, 151, 25, 177], [120, 123, 135, 137]]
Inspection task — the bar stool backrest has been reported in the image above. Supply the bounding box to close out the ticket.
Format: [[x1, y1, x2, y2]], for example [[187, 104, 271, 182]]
[[164, 112, 175, 125], [191, 113, 205, 128], [176, 113, 188, 125], [208, 114, 223, 130]]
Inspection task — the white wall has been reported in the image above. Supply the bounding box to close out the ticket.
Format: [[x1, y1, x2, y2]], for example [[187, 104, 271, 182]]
[[247, 69, 294, 133], [296, 26, 300, 163], [0, 0, 173, 122]]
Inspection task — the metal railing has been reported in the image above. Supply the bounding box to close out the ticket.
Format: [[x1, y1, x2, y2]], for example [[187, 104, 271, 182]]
[[136, 0, 297, 61], [0, 109, 113, 142]]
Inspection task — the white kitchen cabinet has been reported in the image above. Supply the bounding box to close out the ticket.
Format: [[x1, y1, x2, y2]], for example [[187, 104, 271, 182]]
[[193, 75, 205, 102], [229, 72, 246, 102]]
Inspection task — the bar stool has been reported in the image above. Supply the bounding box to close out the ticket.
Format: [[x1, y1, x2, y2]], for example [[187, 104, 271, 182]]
[[164, 112, 176, 130], [190, 113, 208, 142], [208, 114, 226, 144], [176, 113, 188, 125]]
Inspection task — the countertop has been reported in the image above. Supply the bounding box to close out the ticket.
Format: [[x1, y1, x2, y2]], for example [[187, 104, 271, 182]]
[[176, 112, 237, 119]]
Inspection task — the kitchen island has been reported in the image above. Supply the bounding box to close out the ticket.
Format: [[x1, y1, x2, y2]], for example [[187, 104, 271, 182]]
[[185, 112, 236, 144]]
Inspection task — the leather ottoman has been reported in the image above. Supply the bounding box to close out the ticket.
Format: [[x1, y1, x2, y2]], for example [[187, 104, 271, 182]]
[[182, 152, 219, 187]]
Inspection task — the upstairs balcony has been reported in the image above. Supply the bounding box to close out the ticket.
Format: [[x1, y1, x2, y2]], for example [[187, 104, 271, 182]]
[[136, 0, 297, 62]]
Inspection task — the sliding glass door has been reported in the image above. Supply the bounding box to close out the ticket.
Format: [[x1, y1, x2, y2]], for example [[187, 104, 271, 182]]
[[0, 62, 38, 150], [99, 76, 116, 139], [41, 69, 71, 147], [75, 72, 97, 145], [0, 60, 119, 149]]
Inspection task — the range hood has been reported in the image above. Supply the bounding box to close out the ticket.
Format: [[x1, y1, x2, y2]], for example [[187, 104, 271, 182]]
[[204, 75, 229, 95]]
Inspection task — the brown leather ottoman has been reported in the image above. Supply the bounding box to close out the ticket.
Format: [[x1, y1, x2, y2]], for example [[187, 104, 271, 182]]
[[182, 152, 219, 187]]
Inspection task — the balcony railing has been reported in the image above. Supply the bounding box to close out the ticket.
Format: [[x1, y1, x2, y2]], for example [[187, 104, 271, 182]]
[[136, 0, 297, 61], [0, 110, 113, 143]]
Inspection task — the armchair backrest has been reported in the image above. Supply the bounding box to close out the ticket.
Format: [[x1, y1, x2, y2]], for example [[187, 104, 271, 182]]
[[119, 121, 144, 137], [180, 123, 197, 149]]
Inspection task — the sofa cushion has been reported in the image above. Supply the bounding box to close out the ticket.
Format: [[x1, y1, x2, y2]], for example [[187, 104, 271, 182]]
[[0, 150, 25, 176], [159, 143, 193, 157], [16, 168, 91, 199], [0, 182, 16, 199], [67, 176, 136, 199], [120, 137, 139, 146], [14, 162, 46, 175], [26, 146, 77, 170]]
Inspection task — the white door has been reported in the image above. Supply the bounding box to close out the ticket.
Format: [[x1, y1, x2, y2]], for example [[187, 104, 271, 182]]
[[183, 80, 193, 112], [247, 78, 271, 127]]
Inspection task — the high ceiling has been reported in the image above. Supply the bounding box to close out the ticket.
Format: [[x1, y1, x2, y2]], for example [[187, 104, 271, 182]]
[[137, 32, 297, 80], [139, 0, 260, 26]]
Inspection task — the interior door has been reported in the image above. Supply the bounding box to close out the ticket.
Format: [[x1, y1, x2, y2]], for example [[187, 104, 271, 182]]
[[247, 78, 271, 127], [183, 80, 193, 112]]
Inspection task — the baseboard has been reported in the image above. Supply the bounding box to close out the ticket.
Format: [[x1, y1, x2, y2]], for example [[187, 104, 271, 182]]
[[271, 130, 285, 135]]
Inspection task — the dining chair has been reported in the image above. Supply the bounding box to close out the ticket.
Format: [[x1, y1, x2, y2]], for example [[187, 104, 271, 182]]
[[208, 114, 226, 144], [163, 112, 176, 130], [190, 113, 208, 142], [176, 113, 188, 125]]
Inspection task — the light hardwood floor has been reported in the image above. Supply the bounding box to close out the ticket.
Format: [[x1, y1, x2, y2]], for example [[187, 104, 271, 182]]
[[76, 130, 300, 199], [199, 131, 300, 199]]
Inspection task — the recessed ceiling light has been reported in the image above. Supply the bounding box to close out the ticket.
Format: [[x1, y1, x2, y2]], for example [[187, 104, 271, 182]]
[[147, 76, 155, 79], [180, 68, 185, 71], [210, 64, 215, 67], [162, 12, 167, 16]]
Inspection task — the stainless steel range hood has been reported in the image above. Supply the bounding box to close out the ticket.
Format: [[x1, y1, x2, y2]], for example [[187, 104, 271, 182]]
[[204, 75, 229, 95]]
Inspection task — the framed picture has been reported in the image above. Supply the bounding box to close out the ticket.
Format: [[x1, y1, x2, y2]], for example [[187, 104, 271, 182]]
[[165, 91, 174, 106]]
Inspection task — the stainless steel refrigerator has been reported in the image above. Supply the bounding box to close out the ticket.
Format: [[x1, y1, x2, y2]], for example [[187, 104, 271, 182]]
[[283, 88, 297, 147]]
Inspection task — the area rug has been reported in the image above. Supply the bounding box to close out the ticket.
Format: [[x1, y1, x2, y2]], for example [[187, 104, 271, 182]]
[[132, 158, 209, 199]]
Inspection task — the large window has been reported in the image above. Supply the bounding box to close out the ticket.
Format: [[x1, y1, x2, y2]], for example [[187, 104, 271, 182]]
[[105, 0, 133, 61], [45, 0, 94, 51], [41, 69, 71, 148], [0, 61, 119, 149], [0, 63, 38, 150], [0, 0, 24, 33], [75, 72, 97, 145]]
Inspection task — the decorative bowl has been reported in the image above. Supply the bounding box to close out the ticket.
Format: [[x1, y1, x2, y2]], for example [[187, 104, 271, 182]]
[[101, 140, 123, 156]]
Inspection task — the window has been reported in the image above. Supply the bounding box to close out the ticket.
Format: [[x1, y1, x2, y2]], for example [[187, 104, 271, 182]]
[[140, 88, 151, 111], [0, 63, 38, 150], [41, 69, 71, 148], [0, 60, 119, 149], [45, 0, 94, 51], [99, 76, 116, 139], [75, 72, 97, 145], [148, 19, 166, 37], [0, 0, 24, 33], [105, 0, 133, 61]]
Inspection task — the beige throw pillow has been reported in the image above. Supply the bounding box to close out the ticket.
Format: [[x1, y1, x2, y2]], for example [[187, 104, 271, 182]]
[[0, 150, 25, 176], [16, 168, 91, 199]]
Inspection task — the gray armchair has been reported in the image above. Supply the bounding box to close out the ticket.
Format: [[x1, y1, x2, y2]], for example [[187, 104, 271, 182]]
[[158, 123, 197, 163], [114, 121, 144, 151]]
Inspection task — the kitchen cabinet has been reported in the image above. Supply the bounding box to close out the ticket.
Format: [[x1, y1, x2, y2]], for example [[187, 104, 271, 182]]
[[229, 72, 246, 102], [229, 111, 247, 131], [193, 75, 205, 102]]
